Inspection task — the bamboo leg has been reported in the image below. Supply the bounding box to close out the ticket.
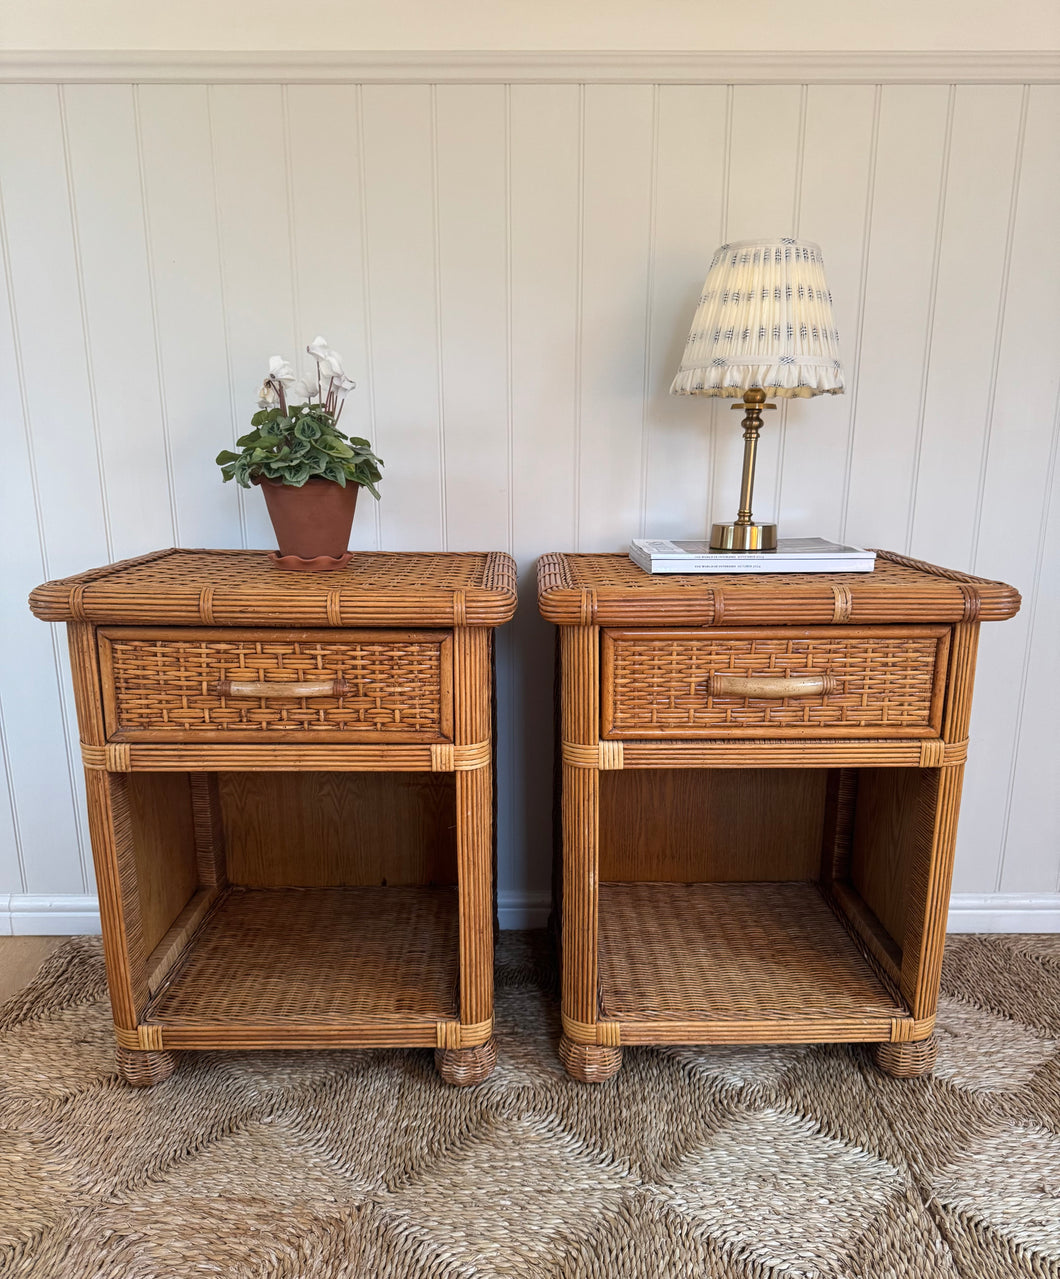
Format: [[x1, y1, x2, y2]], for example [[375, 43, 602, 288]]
[[874, 1037, 938, 1079], [559, 625, 617, 1081], [453, 628, 494, 1060], [435, 1040, 497, 1086], [559, 1036, 622, 1084], [116, 1046, 177, 1087], [83, 770, 158, 1079]]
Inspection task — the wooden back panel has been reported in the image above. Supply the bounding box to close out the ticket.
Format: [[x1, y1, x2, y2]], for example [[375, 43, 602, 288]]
[[218, 771, 458, 887], [600, 769, 828, 883]]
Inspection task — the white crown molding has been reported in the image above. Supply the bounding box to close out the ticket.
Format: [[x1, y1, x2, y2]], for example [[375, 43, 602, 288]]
[[0, 50, 1056, 85], [4, 891, 1058, 935]]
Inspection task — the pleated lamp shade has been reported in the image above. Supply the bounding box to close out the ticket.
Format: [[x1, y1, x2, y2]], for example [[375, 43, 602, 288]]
[[670, 238, 845, 398]]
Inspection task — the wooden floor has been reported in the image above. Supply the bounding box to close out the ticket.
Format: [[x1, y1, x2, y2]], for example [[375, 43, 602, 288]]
[[0, 936, 66, 1005]]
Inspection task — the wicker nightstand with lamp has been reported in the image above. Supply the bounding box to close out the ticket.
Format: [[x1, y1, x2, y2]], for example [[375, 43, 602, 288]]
[[541, 238, 1021, 1083]]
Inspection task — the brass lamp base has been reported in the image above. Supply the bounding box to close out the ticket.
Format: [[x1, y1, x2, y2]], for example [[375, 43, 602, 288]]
[[709, 389, 778, 552], [710, 521, 777, 551]]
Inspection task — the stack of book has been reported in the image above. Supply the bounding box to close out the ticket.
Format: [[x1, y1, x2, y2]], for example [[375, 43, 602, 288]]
[[629, 537, 876, 575]]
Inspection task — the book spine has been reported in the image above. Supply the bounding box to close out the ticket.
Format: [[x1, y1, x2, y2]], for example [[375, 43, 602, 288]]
[[643, 558, 876, 574]]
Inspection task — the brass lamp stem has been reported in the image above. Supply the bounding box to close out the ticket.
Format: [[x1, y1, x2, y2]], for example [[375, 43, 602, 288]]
[[709, 388, 778, 551], [735, 391, 765, 526]]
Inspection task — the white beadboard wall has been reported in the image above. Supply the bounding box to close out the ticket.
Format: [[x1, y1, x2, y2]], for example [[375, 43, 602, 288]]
[[1, 65, 1058, 932]]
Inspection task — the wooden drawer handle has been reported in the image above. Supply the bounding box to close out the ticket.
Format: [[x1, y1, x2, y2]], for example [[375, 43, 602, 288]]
[[707, 673, 837, 699], [214, 678, 349, 698]]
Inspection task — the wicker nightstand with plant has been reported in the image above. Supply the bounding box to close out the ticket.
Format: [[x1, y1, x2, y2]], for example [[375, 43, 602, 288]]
[[29, 549, 516, 1087]]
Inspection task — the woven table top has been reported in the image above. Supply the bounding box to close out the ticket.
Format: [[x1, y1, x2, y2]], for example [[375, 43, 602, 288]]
[[30, 548, 518, 629], [537, 549, 1020, 627]]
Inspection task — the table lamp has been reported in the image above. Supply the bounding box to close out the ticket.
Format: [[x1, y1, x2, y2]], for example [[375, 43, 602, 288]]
[[670, 238, 844, 550]]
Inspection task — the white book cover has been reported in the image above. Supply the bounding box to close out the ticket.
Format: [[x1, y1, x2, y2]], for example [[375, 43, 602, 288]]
[[629, 537, 876, 575]]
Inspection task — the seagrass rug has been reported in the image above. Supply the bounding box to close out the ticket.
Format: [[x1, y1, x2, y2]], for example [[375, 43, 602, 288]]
[[1, 932, 1059, 1279]]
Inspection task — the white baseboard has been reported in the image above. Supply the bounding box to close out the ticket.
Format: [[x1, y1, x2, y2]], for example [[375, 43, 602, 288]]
[[497, 892, 551, 931], [945, 893, 1060, 933], [3, 891, 1058, 936], [0, 894, 103, 936]]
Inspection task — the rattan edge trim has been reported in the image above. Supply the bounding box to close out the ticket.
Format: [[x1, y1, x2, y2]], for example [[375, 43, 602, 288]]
[[114, 1024, 166, 1050], [30, 549, 519, 626], [436, 1018, 494, 1049], [536, 550, 1021, 624], [81, 742, 478, 772], [571, 738, 966, 769], [890, 1014, 936, 1042], [80, 742, 131, 772], [431, 741, 491, 772], [562, 1014, 622, 1046], [562, 740, 625, 770]]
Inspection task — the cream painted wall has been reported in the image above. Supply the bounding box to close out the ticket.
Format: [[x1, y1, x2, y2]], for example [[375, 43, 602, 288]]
[[2, 0, 1059, 53], [0, 56, 1058, 931]]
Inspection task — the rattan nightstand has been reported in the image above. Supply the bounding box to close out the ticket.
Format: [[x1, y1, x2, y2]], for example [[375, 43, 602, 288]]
[[30, 548, 517, 1087], [538, 550, 1020, 1083]]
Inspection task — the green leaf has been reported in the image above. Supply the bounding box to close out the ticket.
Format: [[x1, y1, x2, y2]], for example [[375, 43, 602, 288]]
[[294, 420, 322, 442], [215, 449, 240, 465]]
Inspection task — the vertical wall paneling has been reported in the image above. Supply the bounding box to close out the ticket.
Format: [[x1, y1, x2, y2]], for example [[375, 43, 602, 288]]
[[909, 86, 1025, 566], [0, 84, 102, 894], [781, 85, 877, 539], [0, 73, 1057, 917], [136, 85, 239, 550], [62, 85, 176, 559], [359, 86, 444, 551], [712, 86, 804, 533], [434, 86, 510, 552], [843, 86, 952, 548], [508, 84, 582, 905], [208, 85, 299, 550], [641, 85, 728, 540], [285, 84, 379, 551], [1002, 438, 1060, 893], [577, 85, 655, 551], [957, 84, 1060, 894], [0, 212, 37, 895]]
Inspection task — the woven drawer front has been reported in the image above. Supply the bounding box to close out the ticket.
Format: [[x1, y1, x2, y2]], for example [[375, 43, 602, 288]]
[[601, 626, 948, 739], [99, 628, 453, 741]]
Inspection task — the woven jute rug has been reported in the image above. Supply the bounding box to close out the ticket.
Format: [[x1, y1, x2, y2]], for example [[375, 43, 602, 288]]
[[2, 932, 1059, 1278]]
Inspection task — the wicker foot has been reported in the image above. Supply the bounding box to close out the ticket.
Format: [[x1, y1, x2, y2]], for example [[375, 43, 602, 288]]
[[435, 1039, 497, 1086], [874, 1035, 938, 1079], [116, 1046, 177, 1087], [559, 1034, 623, 1083]]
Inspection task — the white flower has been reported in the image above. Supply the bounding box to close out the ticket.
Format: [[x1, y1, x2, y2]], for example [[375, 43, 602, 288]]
[[287, 377, 316, 404], [267, 356, 297, 384], [256, 382, 280, 409], [307, 335, 345, 378], [330, 372, 356, 397]]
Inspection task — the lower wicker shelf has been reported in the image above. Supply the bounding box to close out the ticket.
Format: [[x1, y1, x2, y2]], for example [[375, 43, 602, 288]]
[[597, 880, 909, 1044], [142, 885, 459, 1049]]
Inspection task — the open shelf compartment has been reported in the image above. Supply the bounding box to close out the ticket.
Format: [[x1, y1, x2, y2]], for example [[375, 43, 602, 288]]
[[144, 884, 459, 1048], [597, 881, 908, 1044], [123, 769, 465, 1050], [593, 766, 934, 1044]]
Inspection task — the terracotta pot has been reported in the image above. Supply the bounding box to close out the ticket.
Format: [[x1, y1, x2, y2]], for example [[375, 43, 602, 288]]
[[257, 477, 359, 563]]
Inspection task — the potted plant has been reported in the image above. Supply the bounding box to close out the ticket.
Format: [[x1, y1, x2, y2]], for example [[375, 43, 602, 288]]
[[216, 337, 383, 570]]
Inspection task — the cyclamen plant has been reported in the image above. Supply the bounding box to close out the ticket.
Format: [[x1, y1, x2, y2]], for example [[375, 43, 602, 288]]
[[216, 337, 383, 497]]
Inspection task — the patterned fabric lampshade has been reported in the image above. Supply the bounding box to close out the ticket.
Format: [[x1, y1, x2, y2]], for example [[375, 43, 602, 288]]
[[670, 238, 844, 398]]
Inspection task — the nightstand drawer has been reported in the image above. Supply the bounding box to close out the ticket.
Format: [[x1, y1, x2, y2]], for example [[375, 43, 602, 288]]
[[601, 626, 949, 739], [98, 628, 454, 742]]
